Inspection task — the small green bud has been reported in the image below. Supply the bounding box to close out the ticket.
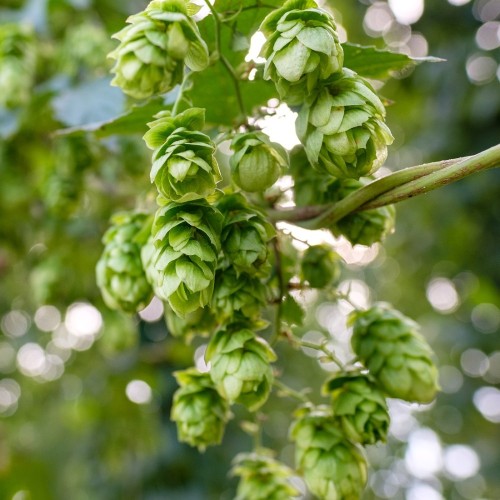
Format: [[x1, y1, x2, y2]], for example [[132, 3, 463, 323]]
[[171, 368, 231, 451], [230, 132, 288, 193], [350, 303, 440, 403], [206, 325, 276, 411], [301, 244, 341, 288]]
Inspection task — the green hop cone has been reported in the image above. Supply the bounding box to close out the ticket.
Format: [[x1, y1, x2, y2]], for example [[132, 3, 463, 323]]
[[260, 0, 343, 105], [217, 193, 275, 275], [296, 68, 394, 179], [290, 405, 368, 500], [0, 23, 36, 108], [324, 375, 390, 445], [230, 131, 288, 193], [331, 178, 396, 246], [96, 211, 154, 313], [171, 368, 231, 451], [206, 325, 276, 411], [108, 0, 209, 99], [164, 304, 217, 341], [301, 244, 341, 288], [231, 449, 300, 500], [350, 303, 440, 403], [144, 108, 222, 202], [151, 199, 223, 316]]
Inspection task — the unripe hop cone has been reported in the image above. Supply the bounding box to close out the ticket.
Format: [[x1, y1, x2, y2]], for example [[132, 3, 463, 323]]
[[350, 303, 439, 403], [96, 211, 153, 313], [260, 0, 343, 105], [108, 0, 209, 99], [301, 244, 341, 288]]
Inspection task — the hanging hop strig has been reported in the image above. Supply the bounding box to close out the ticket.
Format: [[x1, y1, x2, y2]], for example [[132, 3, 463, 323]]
[[108, 0, 209, 99], [143, 108, 222, 202], [96, 211, 153, 313], [290, 405, 368, 500], [205, 324, 276, 411], [171, 368, 231, 451], [301, 244, 341, 288], [350, 303, 440, 404], [324, 375, 390, 445], [149, 200, 223, 316], [259, 0, 344, 105], [231, 449, 301, 500], [296, 68, 394, 179]]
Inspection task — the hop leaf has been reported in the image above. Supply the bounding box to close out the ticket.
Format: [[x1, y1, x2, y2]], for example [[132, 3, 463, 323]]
[[324, 374, 390, 445], [350, 303, 440, 403], [171, 368, 231, 451], [290, 405, 368, 500], [144, 108, 222, 202], [96, 211, 154, 313], [296, 68, 394, 179], [301, 244, 341, 288], [108, 0, 209, 99], [230, 132, 288, 193], [260, 0, 344, 105], [231, 448, 301, 500], [150, 200, 223, 316], [206, 325, 276, 411]]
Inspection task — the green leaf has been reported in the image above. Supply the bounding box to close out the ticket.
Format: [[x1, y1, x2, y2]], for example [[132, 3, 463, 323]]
[[282, 294, 305, 326], [342, 43, 444, 80]]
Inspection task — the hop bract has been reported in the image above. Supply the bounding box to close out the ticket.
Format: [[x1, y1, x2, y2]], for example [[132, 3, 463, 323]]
[[231, 449, 300, 500], [164, 304, 217, 341], [296, 68, 394, 179], [290, 405, 368, 500], [230, 132, 288, 193], [301, 244, 341, 288], [150, 200, 223, 316], [206, 325, 276, 411], [96, 211, 153, 313], [108, 0, 209, 99], [260, 0, 343, 105], [324, 375, 390, 445], [144, 108, 222, 202], [350, 303, 440, 403], [171, 368, 231, 451]]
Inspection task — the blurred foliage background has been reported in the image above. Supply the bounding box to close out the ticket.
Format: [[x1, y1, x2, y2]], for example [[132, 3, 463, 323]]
[[0, 0, 499, 499]]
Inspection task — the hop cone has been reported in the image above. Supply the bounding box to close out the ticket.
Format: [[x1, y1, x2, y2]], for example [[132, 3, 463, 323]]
[[260, 0, 343, 105], [231, 449, 300, 500], [171, 368, 231, 451], [324, 375, 389, 445], [108, 0, 209, 99], [296, 68, 394, 179], [350, 303, 439, 403], [96, 212, 153, 313], [230, 131, 288, 193], [217, 193, 275, 275], [291, 405, 367, 500], [150, 200, 223, 316], [164, 304, 217, 341], [206, 325, 276, 411], [301, 244, 341, 288], [331, 178, 396, 246], [0, 23, 36, 108], [144, 108, 222, 202]]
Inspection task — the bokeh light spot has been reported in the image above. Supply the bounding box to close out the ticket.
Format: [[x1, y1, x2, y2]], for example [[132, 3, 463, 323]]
[[473, 386, 500, 422], [444, 445, 480, 479], [471, 302, 500, 333], [139, 296, 164, 323], [426, 278, 459, 313], [388, 0, 424, 25], [460, 348, 489, 377], [405, 428, 443, 478], [126, 380, 152, 405], [34, 305, 61, 332], [1, 310, 30, 338]]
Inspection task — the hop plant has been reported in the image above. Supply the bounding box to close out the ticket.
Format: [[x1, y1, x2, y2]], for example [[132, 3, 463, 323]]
[[150, 200, 223, 316], [350, 303, 440, 403], [108, 0, 209, 99], [171, 368, 231, 451], [296, 68, 394, 179], [231, 449, 300, 500], [260, 0, 343, 105], [331, 178, 396, 246], [0, 23, 36, 108], [143, 108, 222, 202], [230, 131, 288, 193], [324, 375, 390, 445], [206, 325, 276, 411], [217, 193, 275, 275], [301, 244, 341, 288], [164, 304, 218, 341], [96, 212, 153, 313], [290, 405, 368, 500]]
